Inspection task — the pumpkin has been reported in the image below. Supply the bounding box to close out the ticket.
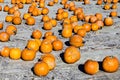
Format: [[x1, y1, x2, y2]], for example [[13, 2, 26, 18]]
[[64, 46, 81, 64], [0, 46, 10, 57], [5, 25, 17, 35], [57, 8, 64, 14], [13, 10, 21, 17], [11, 0, 16, 4], [69, 1, 75, 7], [41, 55, 56, 70], [69, 35, 83, 47], [45, 35, 57, 43], [23, 13, 31, 20], [63, 3, 69, 9], [77, 12, 85, 21], [32, 30, 42, 39], [33, 61, 49, 76], [95, 13, 103, 21], [56, 13, 63, 21], [104, 17, 113, 26], [84, 0, 90, 5], [8, 8, 15, 14], [48, 1, 54, 6], [3, 5, 9, 12], [95, 20, 104, 29], [104, 3, 110, 10], [74, 7, 83, 15], [28, 5, 35, 13], [70, 15, 78, 23], [84, 59, 99, 75], [39, 2, 45, 8], [0, 32, 10, 42], [62, 11, 69, 19], [21, 48, 36, 61], [27, 39, 39, 51], [97, 0, 102, 5], [110, 11, 117, 17], [102, 56, 119, 73], [62, 27, 72, 38], [91, 23, 99, 31], [50, 19, 57, 27], [9, 47, 21, 60], [31, 8, 39, 16], [111, 3, 117, 9], [44, 31, 53, 38], [5, 15, 13, 22], [82, 23, 91, 32], [0, 21, 3, 30], [41, 53, 55, 61], [26, 0, 32, 4], [84, 15, 91, 22], [42, 7, 49, 15], [112, 0, 118, 3], [63, 18, 71, 24], [34, 39, 42, 47], [52, 39, 63, 51], [77, 29, 86, 37], [26, 16, 35, 25], [16, 0, 21, 4], [63, 23, 72, 29], [0, 0, 4, 3], [40, 39, 53, 53], [73, 25, 84, 33], [53, 0, 58, 3], [90, 15, 98, 23], [69, 6, 76, 11], [42, 15, 50, 22], [12, 16, 22, 25], [43, 21, 52, 30], [21, 0, 26, 4]]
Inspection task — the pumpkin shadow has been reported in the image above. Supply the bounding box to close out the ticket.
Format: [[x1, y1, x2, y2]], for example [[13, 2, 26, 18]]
[[31, 67, 34, 74], [60, 52, 66, 63], [98, 61, 104, 71], [78, 64, 86, 73], [65, 41, 70, 46], [58, 29, 62, 35]]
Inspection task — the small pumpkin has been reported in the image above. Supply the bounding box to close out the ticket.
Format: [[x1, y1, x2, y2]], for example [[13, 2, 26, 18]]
[[52, 39, 63, 51], [89, 15, 98, 23], [5, 15, 13, 22], [27, 39, 39, 51], [77, 29, 86, 37], [26, 16, 35, 25], [95, 20, 104, 29], [23, 13, 31, 20], [9, 47, 21, 60], [42, 7, 49, 15], [45, 35, 57, 43], [0, 32, 10, 42], [5, 25, 17, 35], [95, 13, 103, 21], [21, 48, 36, 61], [104, 17, 113, 26], [84, 59, 99, 75], [0, 46, 10, 57], [91, 23, 99, 31], [44, 31, 53, 38], [50, 19, 57, 27], [111, 4, 117, 9], [64, 46, 81, 64], [57, 8, 64, 14], [62, 27, 72, 38], [12, 16, 22, 25], [3, 5, 9, 12], [0, 5, 2, 11], [39, 2, 45, 8], [102, 56, 119, 73], [104, 3, 110, 10], [8, 7, 15, 14], [84, 0, 90, 5], [41, 55, 56, 70], [69, 35, 83, 47], [42, 15, 50, 22], [43, 21, 52, 30], [40, 39, 53, 53], [82, 23, 91, 32], [32, 30, 42, 39], [110, 11, 117, 17], [33, 61, 49, 76]]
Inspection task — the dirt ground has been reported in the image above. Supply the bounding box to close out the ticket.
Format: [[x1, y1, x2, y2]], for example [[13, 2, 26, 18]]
[[0, 0, 120, 80]]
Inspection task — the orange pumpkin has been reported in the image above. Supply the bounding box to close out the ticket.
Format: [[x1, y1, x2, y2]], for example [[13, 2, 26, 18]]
[[5, 15, 13, 22], [111, 4, 117, 9], [69, 35, 83, 47], [73, 25, 84, 33], [82, 23, 91, 32], [3, 5, 9, 12], [41, 55, 56, 70], [44, 31, 53, 38], [31, 8, 39, 16], [57, 8, 64, 14], [0, 5, 2, 11], [90, 15, 98, 23], [45, 35, 57, 43], [48, 1, 54, 6], [77, 29, 86, 37], [0, 0, 4, 3], [84, 0, 90, 5], [50, 19, 57, 27], [110, 11, 117, 17], [5, 25, 17, 35], [39, 2, 45, 8], [26, 16, 35, 25], [104, 3, 110, 10], [8, 8, 15, 14], [84, 15, 91, 22], [26, 0, 32, 4], [64, 46, 81, 64], [13, 10, 21, 17], [12, 16, 22, 25], [104, 17, 113, 26], [62, 11, 69, 19], [41, 53, 55, 61], [0, 46, 10, 57], [21, 48, 36, 61], [95, 13, 103, 21], [40, 39, 53, 53], [0, 22, 3, 30], [32, 30, 42, 39], [9, 47, 21, 60], [102, 56, 119, 73], [91, 23, 99, 31], [43, 21, 53, 30], [84, 59, 99, 75], [56, 13, 63, 21], [52, 39, 63, 51], [33, 61, 49, 76], [23, 13, 31, 20], [0, 32, 10, 42], [42, 15, 50, 22], [27, 39, 39, 51], [97, 0, 102, 5], [62, 27, 72, 38], [42, 7, 49, 15]]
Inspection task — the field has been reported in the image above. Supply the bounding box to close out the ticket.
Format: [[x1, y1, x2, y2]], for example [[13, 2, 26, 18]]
[[0, 0, 120, 80]]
